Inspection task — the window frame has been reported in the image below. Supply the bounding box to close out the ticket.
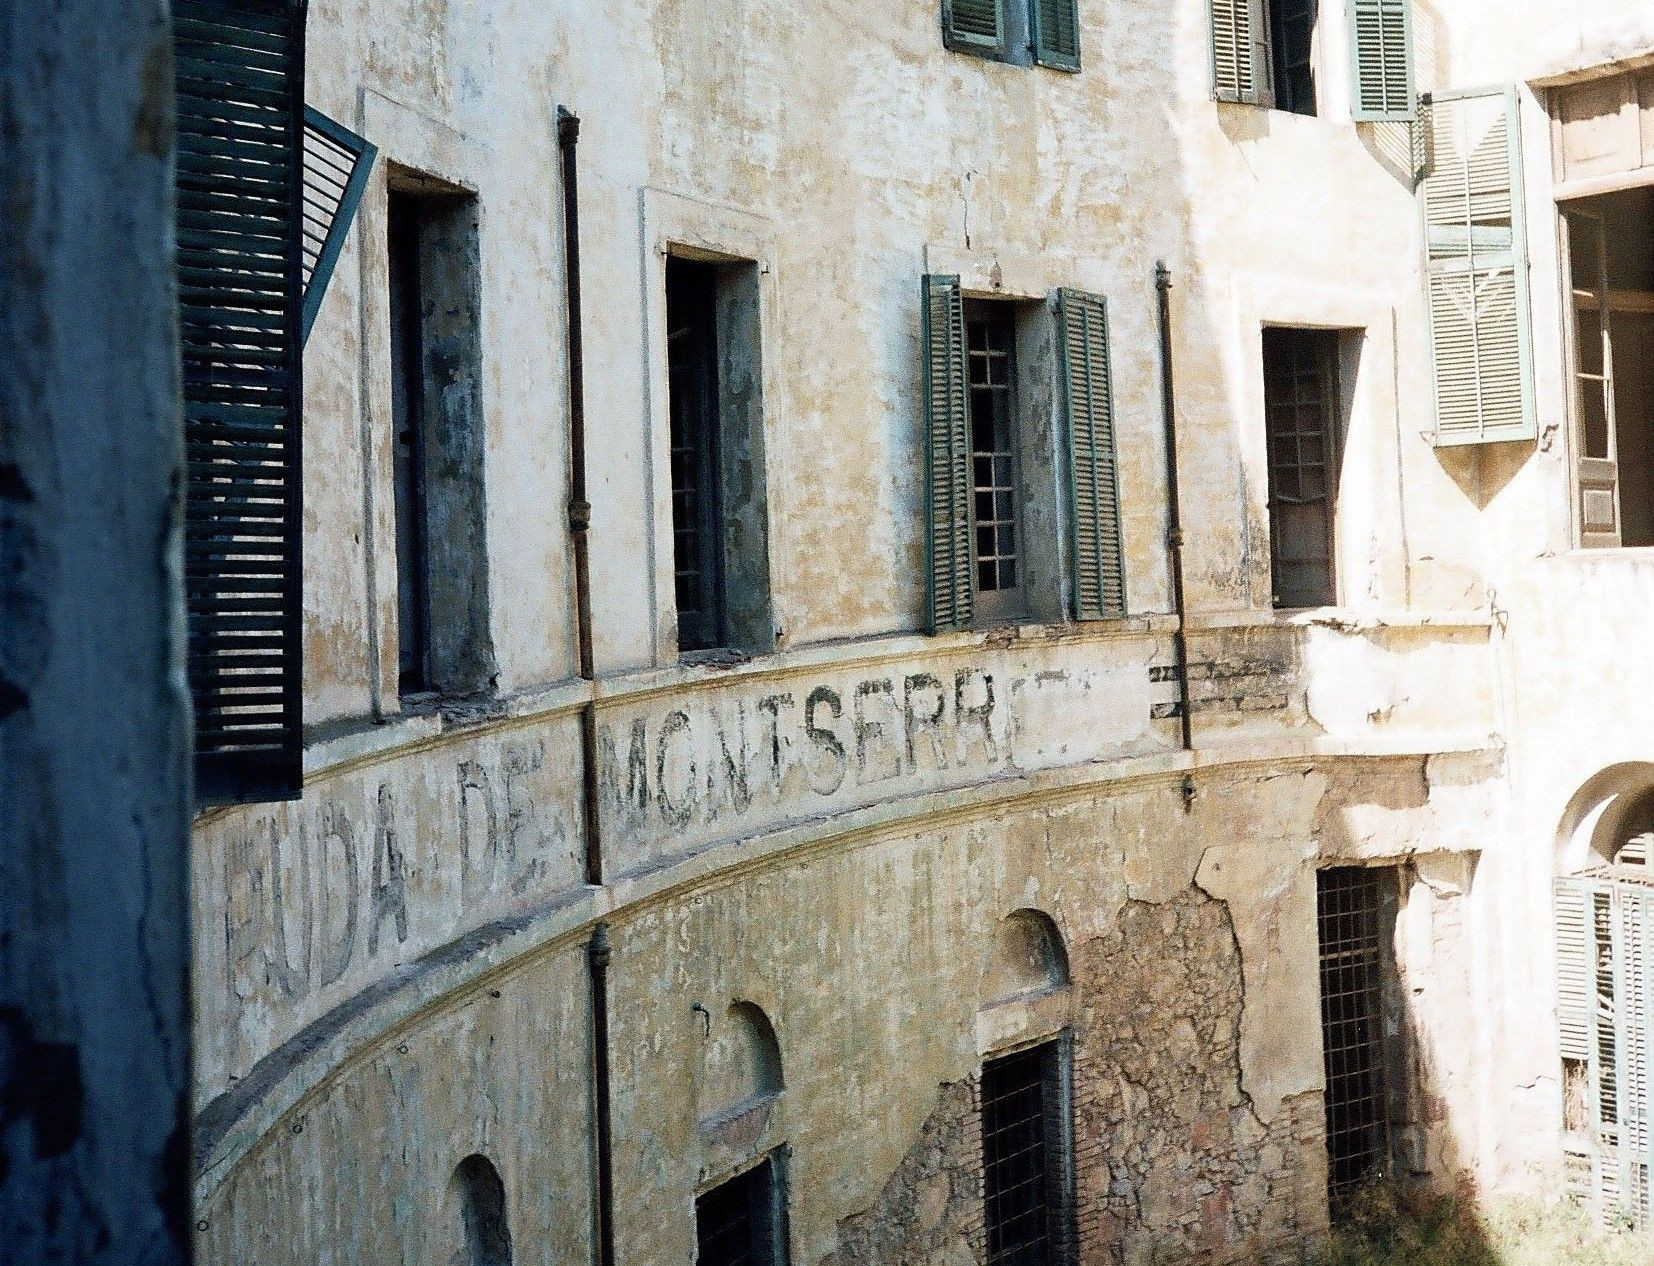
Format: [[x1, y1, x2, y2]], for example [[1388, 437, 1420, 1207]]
[[965, 300, 1031, 624], [1261, 326, 1347, 611], [694, 1153, 789, 1266], [980, 1034, 1077, 1266]]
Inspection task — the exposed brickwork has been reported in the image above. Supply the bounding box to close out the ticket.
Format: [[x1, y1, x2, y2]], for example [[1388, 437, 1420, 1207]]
[[827, 1078, 985, 1266], [1071, 889, 1324, 1265], [830, 888, 1329, 1266]]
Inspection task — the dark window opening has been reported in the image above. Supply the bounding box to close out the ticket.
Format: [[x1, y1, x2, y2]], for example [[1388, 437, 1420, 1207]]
[[1264, 327, 1345, 609], [386, 179, 492, 699], [388, 191, 431, 694], [696, 1156, 785, 1266], [454, 1154, 513, 1266], [1267, 0, 1317, 116], [966, 302, 1025, 611], [1317, 867, 1401, 1209], [667, 258, 726, 653], [664, 253, 774, 657], [982, 1038, 1074, 1265]]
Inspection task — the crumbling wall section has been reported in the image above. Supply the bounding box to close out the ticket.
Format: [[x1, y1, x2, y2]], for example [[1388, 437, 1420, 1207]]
[[1072, 890, 1324, 1266], [827, 1079, 984, 1266]]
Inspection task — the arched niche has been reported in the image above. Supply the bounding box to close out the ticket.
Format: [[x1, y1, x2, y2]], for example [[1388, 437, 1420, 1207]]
[[1556, 763, 1654, 875], [451, 1154, 513, 1266], [982, 908, 1070, 1008], [699, 1000, 783, 1125]]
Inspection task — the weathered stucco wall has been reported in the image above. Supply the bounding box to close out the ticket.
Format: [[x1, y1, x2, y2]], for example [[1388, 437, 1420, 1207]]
[[186, 0, 1654, 1260]]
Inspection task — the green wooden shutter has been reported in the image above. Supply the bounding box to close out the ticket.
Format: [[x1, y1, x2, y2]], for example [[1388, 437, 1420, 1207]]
[[943, 0, 1006, 57], [175, 0, 308, 802], [1422, 87, 1536, 446], [923, 276, 975, 633], [1056, 290, 1125, 621], [1032, 0, 1082, 72], [301, 107, 376, 344], [1348, 0, 1416, 122], [1211, 0, 1268, 105]]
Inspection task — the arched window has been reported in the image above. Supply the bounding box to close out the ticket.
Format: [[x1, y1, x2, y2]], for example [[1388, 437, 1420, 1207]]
[[453, 1154, 512, 1266]]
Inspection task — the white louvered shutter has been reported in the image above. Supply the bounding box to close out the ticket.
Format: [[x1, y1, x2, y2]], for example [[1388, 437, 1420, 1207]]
[[1422, 87, 1536, 446], [1211, 0, 1271, 106]]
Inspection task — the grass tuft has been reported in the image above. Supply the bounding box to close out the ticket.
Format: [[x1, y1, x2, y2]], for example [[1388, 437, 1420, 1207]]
[[1312, 1184, 1653, 1266]]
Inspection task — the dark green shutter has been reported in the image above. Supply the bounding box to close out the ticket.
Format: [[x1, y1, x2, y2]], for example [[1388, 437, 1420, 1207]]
[[1421, 87, 1535, 446], [1032, 0, 1082, 72], [1056, 290, 1125, 621], [301, 107, 376, 344], [175, 0, 308, 802], [1210, 0, 1268, 104], [1348, 0, 1416, 122], [923, 276, 975, 633], [943, 0, 1006, 57]]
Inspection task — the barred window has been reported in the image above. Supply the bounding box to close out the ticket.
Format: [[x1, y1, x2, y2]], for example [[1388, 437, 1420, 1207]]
[[1317, 867, 1401, 1207], [696, 1156, 785, 1266], [968, 306, 1023, 599], [981, 1038, 1074, 1265]]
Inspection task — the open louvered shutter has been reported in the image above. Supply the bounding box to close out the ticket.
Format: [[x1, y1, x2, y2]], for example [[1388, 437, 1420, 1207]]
[[1210, 0, 1270, 105], [1557, 877, 1592, 1063], [1422, 87, 1536, 446], [1618, 886, 1654, 1225], [1032, 0, 1081, 72], [1348, 0, 1415, 122], [923, 276, 975, 633], [301, 107, 376, 343], [943, 0, 1006, 57], [175, 0, 307, 803], [1056, 290, 1125, 621]]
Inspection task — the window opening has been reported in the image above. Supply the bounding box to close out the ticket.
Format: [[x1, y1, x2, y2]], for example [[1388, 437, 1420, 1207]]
[[981, 1038, 1073, 1265], [666, 258, 726, 652], [1263, 327, 1345, 608], [696, 1156, 784, 1266], [967, 303, 1024, 610], [388, 190, 431, 694], [1267, 0, 1317, 115], [1563, 186, 1654, 549], [1317, 867, 1398, 1207], [384, 178, 491, 699], [454, 1155, 513, 1266]]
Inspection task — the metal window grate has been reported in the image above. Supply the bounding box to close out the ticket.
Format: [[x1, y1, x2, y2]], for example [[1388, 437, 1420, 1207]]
[[666, 258, 725, 652], [696, 1158, 781, 1266], [967, 310, 1021, 595], [982, 1041, 1069, 1265], [1263, 327, 1341, 609], [1318, 867, 1391, 1205]]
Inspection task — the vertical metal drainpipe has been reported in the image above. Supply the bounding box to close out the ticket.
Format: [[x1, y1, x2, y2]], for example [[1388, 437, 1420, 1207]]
[[560, 108, 615, 1266], [558, 106, 603, 881], [588, 924, 616, 1266], [1155, 262, 1197, 810]]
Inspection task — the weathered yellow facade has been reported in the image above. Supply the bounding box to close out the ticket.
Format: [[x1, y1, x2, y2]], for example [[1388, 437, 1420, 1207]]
[[191, 2, 1654, 1262]]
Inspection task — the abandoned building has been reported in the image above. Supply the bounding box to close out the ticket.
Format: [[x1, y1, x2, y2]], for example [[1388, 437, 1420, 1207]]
[[166, 0, 1654, 1261]]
